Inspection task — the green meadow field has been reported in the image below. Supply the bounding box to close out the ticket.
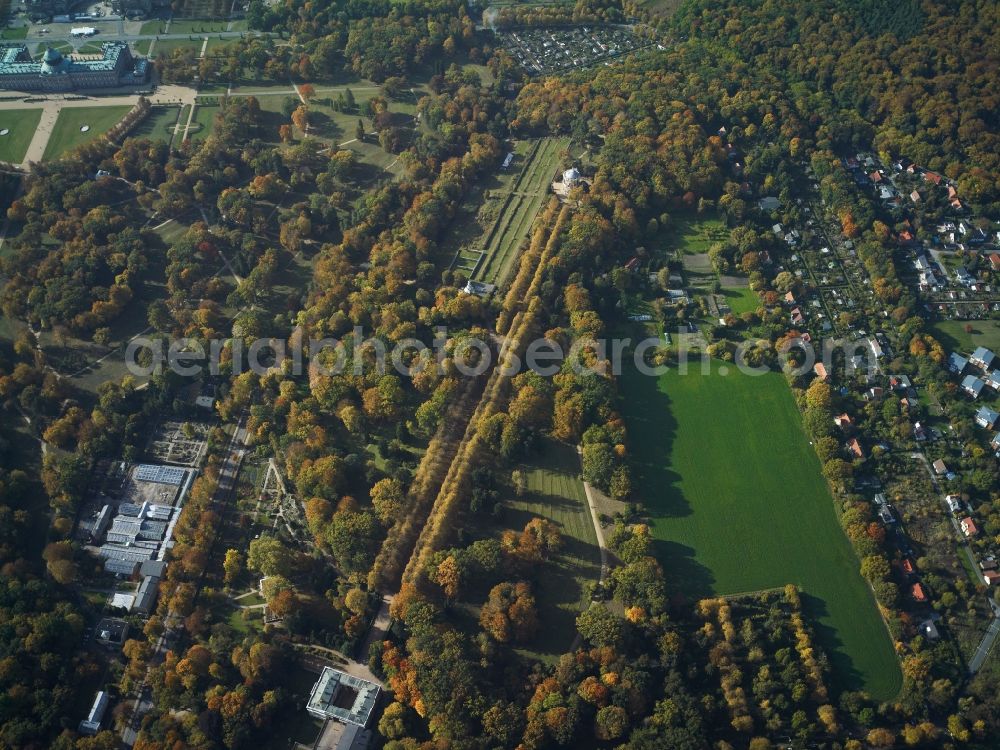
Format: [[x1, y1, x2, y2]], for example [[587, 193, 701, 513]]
[[622, 360, 902, 699]]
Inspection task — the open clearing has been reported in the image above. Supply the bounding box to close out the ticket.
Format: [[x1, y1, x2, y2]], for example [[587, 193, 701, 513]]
[[657, 211, 728, 256], [621, 360, 901, 699], [452, 136, 566, 286], [42, 105, 131, 161], [505, 438, 601, 659], [456, 438, 601, 662], [930, 319, 1000, 355], [0, 108, 43, 163], [721, 285, 759, 314]]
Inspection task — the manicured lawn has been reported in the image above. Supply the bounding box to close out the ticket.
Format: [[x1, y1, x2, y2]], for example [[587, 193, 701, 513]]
[[656, 211, 728, 256], [0, 108, 42, 163], [187, 103, 219, 141], [621, 360, 901, 699], [721, 285, 760, 315], [139, 20, 167, 35], [499, 438, 601, 661], [131, 105, 182, 144], [42, 105, 131, 161], [1, 26, 28, 40], [150, 37, 205, 58], [34, 41, 72, 55], [930, 319, 1000, 355], [169, 19, 231, 33]]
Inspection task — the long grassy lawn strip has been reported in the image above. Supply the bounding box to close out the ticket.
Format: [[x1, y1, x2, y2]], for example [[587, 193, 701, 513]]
[[621, 360, 902, 700]]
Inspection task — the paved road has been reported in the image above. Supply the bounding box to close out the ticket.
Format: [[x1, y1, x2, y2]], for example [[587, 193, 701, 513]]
[[969, 604, 1000, 673], [24, 30, 261, 44]]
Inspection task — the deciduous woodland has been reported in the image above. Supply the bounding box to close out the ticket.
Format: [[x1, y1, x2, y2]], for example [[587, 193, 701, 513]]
[[0, 0, 999, 748]]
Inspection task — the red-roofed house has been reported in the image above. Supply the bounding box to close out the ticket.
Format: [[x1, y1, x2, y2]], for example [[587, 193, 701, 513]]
[[834, 413, 852, 428], [911, 583, 927, 602], [984, 570, 1000, 586], [990, 253, 1000, 272], [898, 230, 914, 245], [846, 438, 865, 459], [924, 171, 942, 186], [960, 517, 978, 537], [814, 362, 828, 381], [901, 559, 915, 575]]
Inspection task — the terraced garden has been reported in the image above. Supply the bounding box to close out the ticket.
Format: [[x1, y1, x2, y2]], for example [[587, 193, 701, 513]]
[[451, 136, 568, 286]]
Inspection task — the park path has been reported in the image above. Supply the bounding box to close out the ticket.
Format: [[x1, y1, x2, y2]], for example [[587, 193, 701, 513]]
[[577, 446, 610, 587], [4, 85, 199, 168]]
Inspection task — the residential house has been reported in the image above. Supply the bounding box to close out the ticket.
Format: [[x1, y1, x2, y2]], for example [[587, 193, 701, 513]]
[[910, 190, 921, 203], [985, 371, 1000, 391], [813, 362, 829, 381], [878, 505, 895, 525], [923, 171, 942, 186], [948, 352, 969, 374], [846, 438, 865, 459], [913, 422, 928, 441], [971, 347, 996, 370], [921, 619, 941, 641], [868, 337, 884, 359], [955, 267, 975, 287], [976, 406, 1000, 429], [890, 375, 912, 390], [946, 495, 964, 513], [990, 253, 1000, 272], [911, 582, 928, 602], [758, 196, 780, 211], [834, 413, 852, 429], [932, 459, 948, 475], [984, 570, 1000, 586], [991, 432, 1000, 452], [960, 517, 978, 537], [784, 291, 796, 305], [901, 558, 916, 576], [962, 375, 985, 399]]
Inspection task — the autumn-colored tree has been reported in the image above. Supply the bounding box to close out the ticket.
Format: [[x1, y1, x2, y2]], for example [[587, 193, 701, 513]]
[[480, 581, 538, 643], [291, 105, 310, 133], [223, 548, 243, 586], [371, 477, 406, 525]]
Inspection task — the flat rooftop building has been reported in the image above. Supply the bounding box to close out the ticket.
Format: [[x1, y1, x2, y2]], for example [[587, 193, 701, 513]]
[[78, 690, 109, 735], [306, 667, 380, 727]]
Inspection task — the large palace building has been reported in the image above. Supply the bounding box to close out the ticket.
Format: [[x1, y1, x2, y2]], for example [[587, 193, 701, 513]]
[[0, 43, 149, 92]]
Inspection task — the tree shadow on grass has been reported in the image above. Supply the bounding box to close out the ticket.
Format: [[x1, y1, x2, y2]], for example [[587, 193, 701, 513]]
[[621, 356, 717, 601], [621, 360, 690, 520], [800, 591, 865, 695]]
